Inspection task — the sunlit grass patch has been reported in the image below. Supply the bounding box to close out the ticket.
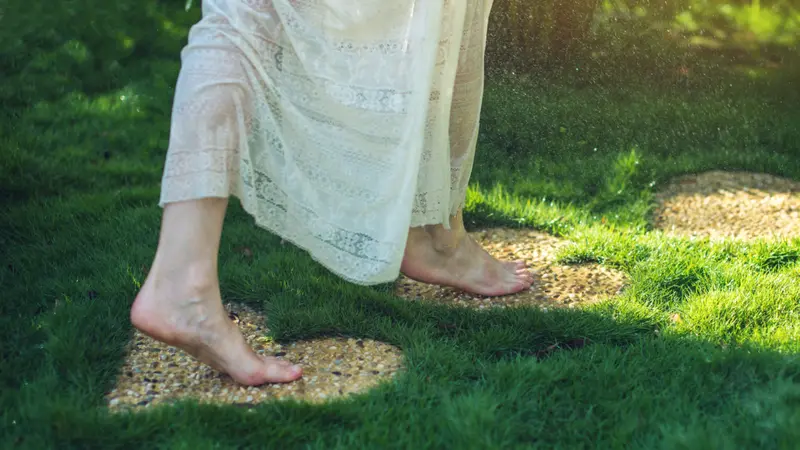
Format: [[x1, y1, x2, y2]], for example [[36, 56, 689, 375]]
[[2, 0, 800, 448], [676, 272, 800, 352]]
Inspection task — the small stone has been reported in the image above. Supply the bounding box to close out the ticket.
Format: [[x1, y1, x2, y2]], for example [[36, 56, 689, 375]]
[[110, 307, 405, 411]]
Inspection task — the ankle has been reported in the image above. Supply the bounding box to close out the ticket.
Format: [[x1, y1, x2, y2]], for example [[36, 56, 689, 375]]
[[431, 237, 458, 255], [429, 227, 466, 256], [147, 258, 218, 293]]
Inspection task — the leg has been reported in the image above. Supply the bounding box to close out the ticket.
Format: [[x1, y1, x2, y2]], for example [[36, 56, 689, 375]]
[[131, 198, 302, 385], [435, 209, 528, 273], [402, 210, 533, 297], [401, 0, 533, 296], [131, 7, 301, 385]]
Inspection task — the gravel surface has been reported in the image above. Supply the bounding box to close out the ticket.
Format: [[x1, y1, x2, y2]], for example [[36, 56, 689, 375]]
[[107, 225, 638, 411], [106, 303, 403, 412], [395, 228, 627, 310], [653, 171, 800, 241]]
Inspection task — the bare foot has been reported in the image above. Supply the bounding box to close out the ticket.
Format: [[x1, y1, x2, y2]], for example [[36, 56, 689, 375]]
[[130, 268, 302, 386], [505, 260, 528, 271], [401, 229, 534, 297]]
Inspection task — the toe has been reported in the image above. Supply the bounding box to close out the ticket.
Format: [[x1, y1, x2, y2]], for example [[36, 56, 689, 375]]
[[507, 281, 528, 294], [504, 260, 527, 271], [524, 270, 535, 281], [517, 271, 534, 286], [516, 268, 535, 281], [261, 357, 303, 383], [269, 357, 295, 367], [501, 273, 530, 294]]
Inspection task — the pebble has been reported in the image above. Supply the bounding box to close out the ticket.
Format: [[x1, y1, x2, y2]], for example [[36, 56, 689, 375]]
[[106, 303, 404, 412], [394, 227, 627, 311], [654, 171, 800, 241]]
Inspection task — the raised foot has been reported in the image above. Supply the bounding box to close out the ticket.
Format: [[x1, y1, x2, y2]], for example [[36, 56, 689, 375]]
[[130, 277, 302, 386], [401, 231, 534, 297]]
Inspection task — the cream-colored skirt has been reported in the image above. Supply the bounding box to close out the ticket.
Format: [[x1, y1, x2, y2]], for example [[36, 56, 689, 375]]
[[159, 0, 493, 284]]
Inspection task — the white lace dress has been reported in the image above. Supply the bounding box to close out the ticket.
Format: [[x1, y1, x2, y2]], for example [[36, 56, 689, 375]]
[[159, 0, 494, 285]]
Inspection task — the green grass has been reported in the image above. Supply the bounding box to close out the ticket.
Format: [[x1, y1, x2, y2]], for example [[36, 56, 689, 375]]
[[2, 1, 800, 448]]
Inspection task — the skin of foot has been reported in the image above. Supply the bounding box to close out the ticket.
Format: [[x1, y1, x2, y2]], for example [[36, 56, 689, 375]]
[[400, 210, 534, 296], [130, 199, 302, 386]]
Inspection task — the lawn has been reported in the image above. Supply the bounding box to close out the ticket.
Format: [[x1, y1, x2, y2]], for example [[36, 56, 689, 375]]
[[2, 1, 800, 449]]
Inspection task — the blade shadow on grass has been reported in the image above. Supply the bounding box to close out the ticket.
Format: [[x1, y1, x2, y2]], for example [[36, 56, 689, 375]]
[[4, 155, 800, 448], [8, 241, 799, 449], [3, 0, 800, 447]]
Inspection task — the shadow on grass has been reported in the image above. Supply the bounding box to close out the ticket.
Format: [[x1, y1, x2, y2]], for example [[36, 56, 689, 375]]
[[475, 61, 800, 221], [3, 1, 800, 448], [6, 237, 799, 448], [0, 0, 196, 112], [0, 0, 198, 205], [2, 160, 799, 447]]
